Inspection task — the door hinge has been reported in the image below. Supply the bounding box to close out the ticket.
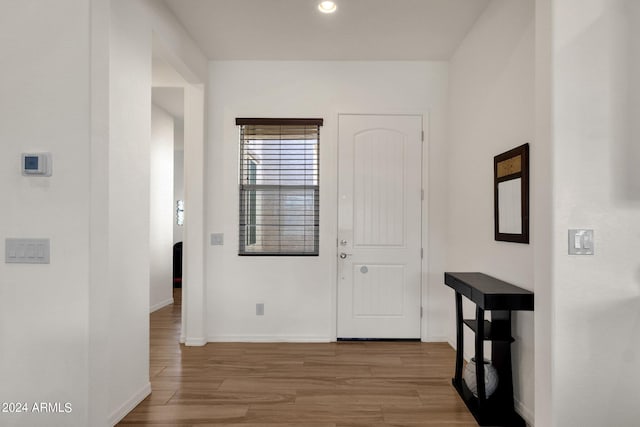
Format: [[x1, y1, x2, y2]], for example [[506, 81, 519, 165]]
[[421, 130, 424, 142], [421, 189, 424, 201], [420, 306, 423, 318], [421, 248, 424, 259]]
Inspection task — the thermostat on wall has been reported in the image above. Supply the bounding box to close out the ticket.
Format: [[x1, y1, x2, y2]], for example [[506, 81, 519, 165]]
[[22, 153, 52, 176]]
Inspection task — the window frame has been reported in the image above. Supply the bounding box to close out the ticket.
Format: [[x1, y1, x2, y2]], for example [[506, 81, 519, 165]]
[[237, 118, 323, 256]]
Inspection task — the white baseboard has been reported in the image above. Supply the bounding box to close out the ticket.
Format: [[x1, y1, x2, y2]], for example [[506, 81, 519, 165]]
[[422, 336, 449, 343], [207, 335, 332, 343], [109, 382, 151, 426], [447, 338, 456, 350], [184, 337, 207, 346], [515, 397, 534, 426], [150, 297, 173, 313]]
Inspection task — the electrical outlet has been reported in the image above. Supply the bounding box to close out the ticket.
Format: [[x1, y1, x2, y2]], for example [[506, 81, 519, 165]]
[[210, 233, 224, 246]]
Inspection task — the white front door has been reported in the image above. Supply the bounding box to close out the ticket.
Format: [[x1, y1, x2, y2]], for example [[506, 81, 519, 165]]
[[337, 114, 423, 339]]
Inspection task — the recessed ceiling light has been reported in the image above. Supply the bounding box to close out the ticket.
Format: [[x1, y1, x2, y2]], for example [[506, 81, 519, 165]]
[[318, 1, 337, 14]]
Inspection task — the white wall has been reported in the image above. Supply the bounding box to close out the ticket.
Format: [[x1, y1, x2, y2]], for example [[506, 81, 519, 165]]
[[207, 61, 448, 342], [105, 0, 206, 424], [150, 104, 175, 312], [551, 0, 640, 425], [0, 1, 91, 425], [446, 0, 535, 423], [108, 0, 152, 422], [533, 0, 553, 425]]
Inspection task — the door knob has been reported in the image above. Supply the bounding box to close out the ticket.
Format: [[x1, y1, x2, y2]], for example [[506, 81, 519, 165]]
[[339, 252, 351, 259]]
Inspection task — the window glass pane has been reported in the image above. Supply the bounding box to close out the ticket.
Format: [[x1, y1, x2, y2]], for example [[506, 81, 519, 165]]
[[247, 161, 257, 245]]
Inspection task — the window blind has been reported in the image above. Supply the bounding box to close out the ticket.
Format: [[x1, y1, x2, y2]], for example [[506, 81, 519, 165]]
[[237, 118, 322, 256]]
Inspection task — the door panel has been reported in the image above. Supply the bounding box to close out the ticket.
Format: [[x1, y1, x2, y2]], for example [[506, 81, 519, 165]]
[[337, 114, 422, 339], [353, 264, 405, 317], [353, 129, 406, 247]]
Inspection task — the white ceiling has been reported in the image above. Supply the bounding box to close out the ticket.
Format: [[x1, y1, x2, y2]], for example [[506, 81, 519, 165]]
[[163, 0, 490, 60]]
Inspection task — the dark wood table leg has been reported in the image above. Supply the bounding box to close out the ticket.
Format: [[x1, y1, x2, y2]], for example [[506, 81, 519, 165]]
[[475, 306, 486, 407], [454, 292, 464, 387]]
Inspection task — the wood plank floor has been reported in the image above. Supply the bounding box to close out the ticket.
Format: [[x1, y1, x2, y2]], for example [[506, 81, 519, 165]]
[[119, 289, 477, 426]]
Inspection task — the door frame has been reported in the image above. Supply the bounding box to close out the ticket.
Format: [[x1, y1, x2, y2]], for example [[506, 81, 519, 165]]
[[333, 112, 429, 341]]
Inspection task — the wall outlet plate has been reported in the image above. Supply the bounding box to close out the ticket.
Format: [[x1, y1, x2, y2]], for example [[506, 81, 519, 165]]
[[210, 233, 224, 246], [256, 303, 264, 316]]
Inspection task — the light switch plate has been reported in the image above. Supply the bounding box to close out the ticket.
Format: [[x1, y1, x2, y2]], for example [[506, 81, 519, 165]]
[[256, 303, 264, 316], [568, 229, 594, 255], [5, 238, 50, 263]]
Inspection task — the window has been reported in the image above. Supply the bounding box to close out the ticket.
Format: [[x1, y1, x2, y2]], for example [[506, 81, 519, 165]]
[[176, 200, 184, 226], [237, 118, 322, 255]]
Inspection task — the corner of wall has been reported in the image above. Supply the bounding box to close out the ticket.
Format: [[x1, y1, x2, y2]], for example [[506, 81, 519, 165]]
[[107, 382, 151, 426]]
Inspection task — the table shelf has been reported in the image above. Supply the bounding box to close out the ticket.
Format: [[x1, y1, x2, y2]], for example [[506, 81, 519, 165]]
[[463, 319, 514, 342]]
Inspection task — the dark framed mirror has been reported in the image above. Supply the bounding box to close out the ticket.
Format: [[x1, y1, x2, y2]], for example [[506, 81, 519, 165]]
[[494, 143, 529, 243]]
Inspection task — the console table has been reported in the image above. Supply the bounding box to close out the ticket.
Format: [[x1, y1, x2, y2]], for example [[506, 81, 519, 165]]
[[444, 272, 534, 426]]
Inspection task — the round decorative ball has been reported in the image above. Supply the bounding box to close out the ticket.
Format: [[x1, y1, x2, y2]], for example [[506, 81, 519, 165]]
[[462, 358, 499, 398]]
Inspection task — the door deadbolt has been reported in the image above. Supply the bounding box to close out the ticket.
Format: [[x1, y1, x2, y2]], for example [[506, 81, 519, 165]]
[[339, 252, 351, 259]]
